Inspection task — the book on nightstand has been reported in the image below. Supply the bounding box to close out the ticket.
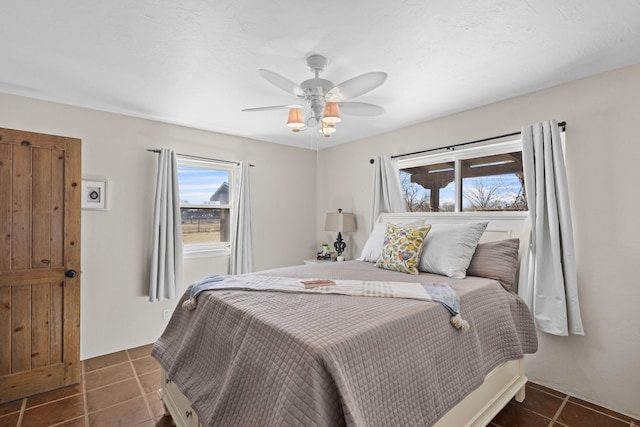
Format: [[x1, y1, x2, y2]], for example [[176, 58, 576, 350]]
[[316, 251, 337, 261]]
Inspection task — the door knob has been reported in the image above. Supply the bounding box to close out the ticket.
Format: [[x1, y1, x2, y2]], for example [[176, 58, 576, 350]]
[[65, 269, 78, 278]]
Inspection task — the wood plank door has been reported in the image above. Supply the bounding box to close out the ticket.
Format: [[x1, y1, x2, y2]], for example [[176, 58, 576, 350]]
[[0, 128, 81, 403]]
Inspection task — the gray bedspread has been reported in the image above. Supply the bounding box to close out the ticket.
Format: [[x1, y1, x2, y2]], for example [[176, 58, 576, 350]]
[[152, 261, 537, 427]]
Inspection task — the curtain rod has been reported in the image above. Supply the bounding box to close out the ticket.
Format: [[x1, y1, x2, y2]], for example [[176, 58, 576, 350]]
[[147, 149, 255, 167], [379, 121, 566, 162]]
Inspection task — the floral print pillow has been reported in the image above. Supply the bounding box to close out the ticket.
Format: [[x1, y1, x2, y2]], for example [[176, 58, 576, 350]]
[[375, 223, 432, 274]]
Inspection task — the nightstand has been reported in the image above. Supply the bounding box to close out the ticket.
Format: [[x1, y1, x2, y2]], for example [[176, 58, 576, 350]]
[[304, 259, 334, 265]]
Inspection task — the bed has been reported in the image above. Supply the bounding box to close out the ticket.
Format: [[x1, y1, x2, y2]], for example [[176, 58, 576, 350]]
[[152, 212, 538, 427]]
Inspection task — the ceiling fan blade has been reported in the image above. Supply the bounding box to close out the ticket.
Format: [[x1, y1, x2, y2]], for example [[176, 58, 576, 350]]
[[241, 104, 302, 112], [339, 101, 385, 117], [327, 72, 387, 101], [259, 69, 304, 97]]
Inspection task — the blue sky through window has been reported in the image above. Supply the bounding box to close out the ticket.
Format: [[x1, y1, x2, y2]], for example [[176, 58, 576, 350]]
[[178, 166, 229, 205], [462, 174, 523, 210]]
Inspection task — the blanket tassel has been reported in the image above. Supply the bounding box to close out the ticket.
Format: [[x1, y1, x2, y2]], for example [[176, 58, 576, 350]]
[[182, 298, 197, 311], [450, 314, 470, 331]]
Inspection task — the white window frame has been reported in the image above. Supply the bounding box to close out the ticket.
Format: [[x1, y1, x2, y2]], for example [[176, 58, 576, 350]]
[[397, 139, 524, 213], [176, 156, 235, 258]]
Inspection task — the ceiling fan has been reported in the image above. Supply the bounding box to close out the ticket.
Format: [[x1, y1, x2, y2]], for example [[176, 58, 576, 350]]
[[242, 54, 387, 137]]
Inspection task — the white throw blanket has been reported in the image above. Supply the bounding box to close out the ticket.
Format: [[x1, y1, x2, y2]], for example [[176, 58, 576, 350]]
[[182, 275, 469, 330]]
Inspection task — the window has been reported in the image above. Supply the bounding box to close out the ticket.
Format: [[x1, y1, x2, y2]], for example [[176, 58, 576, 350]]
[[398, 140, 526, 213], [177, 156, 234, 252]]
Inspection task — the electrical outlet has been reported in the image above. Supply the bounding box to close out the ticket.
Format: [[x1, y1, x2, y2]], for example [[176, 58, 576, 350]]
[[163, 309, 172, 320]]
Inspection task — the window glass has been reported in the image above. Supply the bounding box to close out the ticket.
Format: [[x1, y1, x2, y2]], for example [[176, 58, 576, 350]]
[[400, 163, 455, 212], [461, 152, 526, 211], [398, 141, 527, 213], [177, 164, 231, 246]]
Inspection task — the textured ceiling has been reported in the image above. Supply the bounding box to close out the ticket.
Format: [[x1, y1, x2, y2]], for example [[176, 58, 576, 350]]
[[2, 1, 640, 150]]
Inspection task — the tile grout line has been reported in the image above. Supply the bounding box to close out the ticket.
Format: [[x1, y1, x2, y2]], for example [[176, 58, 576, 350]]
[[128, 348, 155, 422], [84, 374, 136, 394], [84, 359, 131, 375], [510, 402, 556, 425], [15, 389, 84, 411], [568, 399, 636, 424], [80, 390, 158, 419], [80, 348, 157, 421], [528, 382, 571, 402], [551, 394, 570, 425], [48, 416, 87, 427], [534, 383, 635, 425], [82, 361, 89, 427], [81, 372, 163, 418], [16, 397, 26, 427]]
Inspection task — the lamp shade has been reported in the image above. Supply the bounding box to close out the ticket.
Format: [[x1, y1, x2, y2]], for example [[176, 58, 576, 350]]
[[286, 108, 304, 129], [324, 210, 356, 232], [319, 122, 336, 137], [322, 102, 341, 123]]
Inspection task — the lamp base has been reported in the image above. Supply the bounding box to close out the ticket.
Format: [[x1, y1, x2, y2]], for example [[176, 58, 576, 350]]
[[333, 232, 346, 258]]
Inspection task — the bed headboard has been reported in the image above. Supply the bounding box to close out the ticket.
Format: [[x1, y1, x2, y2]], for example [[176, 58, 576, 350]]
[[376, 212, 531, 264]]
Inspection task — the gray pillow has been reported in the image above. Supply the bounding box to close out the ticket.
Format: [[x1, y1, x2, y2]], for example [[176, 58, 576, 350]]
[[418, 222, 488, 278], [466, 238, 520, 291]]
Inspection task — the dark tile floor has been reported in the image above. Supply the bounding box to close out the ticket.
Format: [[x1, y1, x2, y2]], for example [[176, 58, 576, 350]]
[[0, 344, 173, 427], [490, 382, 638, 427], [0, 344, 637, 427]]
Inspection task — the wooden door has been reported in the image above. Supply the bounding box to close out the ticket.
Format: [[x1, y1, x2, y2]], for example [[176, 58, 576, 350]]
[[0, 128, 81, 403]]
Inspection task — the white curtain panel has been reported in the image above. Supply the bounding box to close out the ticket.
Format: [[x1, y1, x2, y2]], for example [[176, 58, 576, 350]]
[[519, 120, 584, 336], [230, 161, 253, 275], [370, 155, 407, 231], [149, 148, 183, 302]]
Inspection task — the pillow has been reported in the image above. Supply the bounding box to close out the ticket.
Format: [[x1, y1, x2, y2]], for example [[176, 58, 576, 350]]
[[466, 238, 520, 290], [418, 222, 488, 278], [358, 220, 426, 262], [375, 223, 431, 275]]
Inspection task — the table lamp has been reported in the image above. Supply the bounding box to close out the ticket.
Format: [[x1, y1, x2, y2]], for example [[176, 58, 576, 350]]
[[324, 209, 356, 261]]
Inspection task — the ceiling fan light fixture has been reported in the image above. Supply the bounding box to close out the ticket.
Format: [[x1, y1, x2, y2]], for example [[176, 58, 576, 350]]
[[286, 108, 305, 131], [320, 122, 336, 137], [243, 54, 387, 138], [322, 102, 341, 123]]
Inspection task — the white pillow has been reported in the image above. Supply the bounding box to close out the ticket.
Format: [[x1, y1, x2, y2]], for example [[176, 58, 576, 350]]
[[358, 220, 427, 262], [418, 222, 488, 278]]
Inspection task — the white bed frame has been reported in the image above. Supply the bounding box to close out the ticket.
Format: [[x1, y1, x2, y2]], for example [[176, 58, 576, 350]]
[[159, 212, 531, 427]]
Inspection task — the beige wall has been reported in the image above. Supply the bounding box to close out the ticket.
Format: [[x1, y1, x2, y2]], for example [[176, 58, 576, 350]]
[[0, 93, 319, 360], [316, 63, 640, 418]]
